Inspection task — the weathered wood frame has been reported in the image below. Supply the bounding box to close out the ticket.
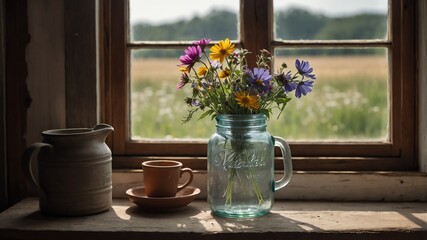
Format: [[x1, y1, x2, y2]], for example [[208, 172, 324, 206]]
[[103, 0, 417, 171], [0, 0, 7, 211]]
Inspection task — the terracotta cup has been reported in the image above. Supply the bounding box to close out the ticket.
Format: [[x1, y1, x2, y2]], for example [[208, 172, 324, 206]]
[[142, 160, 193, 197]]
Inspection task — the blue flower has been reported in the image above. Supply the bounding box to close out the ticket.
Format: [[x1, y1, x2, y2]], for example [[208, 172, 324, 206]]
[[295, 59, 316, 80], [295, 81, 314, 98], [284, 82, 298, 93], [248, 67, 272, 93], [277, 71, 297, 93]]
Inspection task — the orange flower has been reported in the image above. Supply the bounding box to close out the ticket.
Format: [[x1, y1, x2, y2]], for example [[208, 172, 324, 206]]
[[235, 91, 260, 110], [197, 66, 208, 77], [218, 69, 230, 78]]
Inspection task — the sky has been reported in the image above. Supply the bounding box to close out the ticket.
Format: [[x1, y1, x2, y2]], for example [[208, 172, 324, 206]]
[[129, 0, 388, 24]]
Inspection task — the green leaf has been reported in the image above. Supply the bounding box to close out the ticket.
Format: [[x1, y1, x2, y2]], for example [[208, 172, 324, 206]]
[[277, 97, 292, 104], [259, 109, 271, 119], [182, 108, 199, 124], [198, 109, 214, 120]]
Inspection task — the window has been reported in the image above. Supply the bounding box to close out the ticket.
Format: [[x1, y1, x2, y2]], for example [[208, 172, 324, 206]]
[[102, 0, 416, 171]]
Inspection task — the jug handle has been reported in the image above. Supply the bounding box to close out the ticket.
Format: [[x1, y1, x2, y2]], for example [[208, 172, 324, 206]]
[[22, 143, 52, 198], [273, 136, 293, 192]]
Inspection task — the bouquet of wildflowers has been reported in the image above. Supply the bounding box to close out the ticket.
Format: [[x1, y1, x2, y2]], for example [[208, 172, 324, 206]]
[[177, 38, 316, 122], [177, 38, 315, 205]]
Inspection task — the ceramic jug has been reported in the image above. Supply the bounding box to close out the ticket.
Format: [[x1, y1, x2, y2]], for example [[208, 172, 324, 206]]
[[22, 124, 114, 216]]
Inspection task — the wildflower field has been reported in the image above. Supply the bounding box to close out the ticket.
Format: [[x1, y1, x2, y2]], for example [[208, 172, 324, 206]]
[[131, 55, 389, 141]]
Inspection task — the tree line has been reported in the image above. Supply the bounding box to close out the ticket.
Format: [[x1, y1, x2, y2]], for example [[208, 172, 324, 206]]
[[132, 8, 387, 57]]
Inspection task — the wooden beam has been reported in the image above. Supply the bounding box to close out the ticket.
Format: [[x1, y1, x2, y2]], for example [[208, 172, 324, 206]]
[[64, 0, 98, 128], [0, 0, 7, 212], [5, 0, 31, 208], [26, 0, 66, 144], [418, 0, 427, 172]]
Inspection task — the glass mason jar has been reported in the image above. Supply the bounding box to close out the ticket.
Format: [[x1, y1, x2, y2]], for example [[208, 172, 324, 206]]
[[207, 114, 293, 218]]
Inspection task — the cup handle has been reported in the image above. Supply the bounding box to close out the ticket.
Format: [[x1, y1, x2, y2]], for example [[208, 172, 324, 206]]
[[177, 168, 193, 192], [273, 136, 293, 192], [22, 142, 53, 199]]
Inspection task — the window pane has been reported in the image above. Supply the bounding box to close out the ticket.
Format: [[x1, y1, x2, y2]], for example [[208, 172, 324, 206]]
[[129, 0, 239, 42], [131, 48, 389, 141], [271, 48, 389, 141], [274, 0, 388, 40], [130, 49, 215, 140]]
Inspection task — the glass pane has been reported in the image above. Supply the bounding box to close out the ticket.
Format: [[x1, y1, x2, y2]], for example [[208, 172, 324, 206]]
[[131, 48, 389, 141], [270, 48, 389, 141], [129, 0, 239, 42], [274, 0, 388, 40], [130, 49, 215, 140]]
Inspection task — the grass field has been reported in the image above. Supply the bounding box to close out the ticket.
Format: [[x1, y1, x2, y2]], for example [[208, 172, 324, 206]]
[[130, 55, 389, 141]]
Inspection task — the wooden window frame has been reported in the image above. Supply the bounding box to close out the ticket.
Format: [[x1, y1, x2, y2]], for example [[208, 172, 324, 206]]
[[101, 0, 416, 171]]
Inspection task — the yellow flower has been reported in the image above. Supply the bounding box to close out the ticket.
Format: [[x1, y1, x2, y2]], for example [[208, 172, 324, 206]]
[[179, 66, 189, 73], [218, 69, 230, 78], [197, 66, 208, 77], [209, 38, 235, 63], [235, 91, 259, 110]]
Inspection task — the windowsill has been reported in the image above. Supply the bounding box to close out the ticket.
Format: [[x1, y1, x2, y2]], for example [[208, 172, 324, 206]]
[[1, 198, 426, 240], [112, 170, 427, 201]]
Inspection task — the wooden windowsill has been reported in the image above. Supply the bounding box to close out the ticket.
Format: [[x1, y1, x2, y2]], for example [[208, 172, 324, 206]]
[[1, 198, 426, 240], [112, 171, 427, 201]]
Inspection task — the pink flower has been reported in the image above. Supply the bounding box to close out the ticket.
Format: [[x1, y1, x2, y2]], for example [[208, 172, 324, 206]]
[[176, 73, 190, 90], [193, 38, 211, 50], [179, 45, 203, 70]]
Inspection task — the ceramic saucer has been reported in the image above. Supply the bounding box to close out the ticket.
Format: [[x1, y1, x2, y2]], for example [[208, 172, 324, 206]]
[[125, 186, 200, 212]]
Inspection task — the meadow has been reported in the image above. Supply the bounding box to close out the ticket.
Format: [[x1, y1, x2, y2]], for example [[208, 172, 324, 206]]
[[130, 55, 389, 141]]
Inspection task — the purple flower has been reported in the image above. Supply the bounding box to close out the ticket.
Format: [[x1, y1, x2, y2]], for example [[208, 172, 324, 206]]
[[202, 82, 210, 89], [248, 67, 272, 93], [185, 97, 202, 107], [193, 38, 210, 50], [176, 73, 190, 90], [295, 81, 314, 98], [191, 99, 202, 107], [179, 45, 202, 70], [295, 59, 316, 80], [231, 49, 241, 64], [211, 60, 222, 69]]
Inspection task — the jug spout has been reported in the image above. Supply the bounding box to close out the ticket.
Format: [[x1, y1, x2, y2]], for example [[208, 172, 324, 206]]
[[93, 124, 114, 137]]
